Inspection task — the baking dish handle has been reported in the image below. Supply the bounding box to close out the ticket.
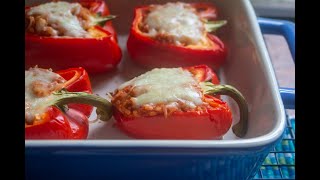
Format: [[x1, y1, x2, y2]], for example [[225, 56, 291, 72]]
[[258, 17, 295, 109]]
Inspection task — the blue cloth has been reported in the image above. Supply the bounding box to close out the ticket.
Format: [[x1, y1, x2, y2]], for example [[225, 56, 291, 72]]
[[254, 116, 295, 179]]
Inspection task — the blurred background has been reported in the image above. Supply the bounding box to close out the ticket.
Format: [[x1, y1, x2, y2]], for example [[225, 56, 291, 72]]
[[250, 1, 295, 179], [251, 0, 295, 21], [251, 0, 295, 117]]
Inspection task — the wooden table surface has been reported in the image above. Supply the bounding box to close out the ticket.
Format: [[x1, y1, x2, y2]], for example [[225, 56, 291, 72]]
[[263, 34, 295, 116]]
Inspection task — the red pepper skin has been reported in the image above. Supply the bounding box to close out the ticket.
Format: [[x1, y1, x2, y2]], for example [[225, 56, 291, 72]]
[[79, 0, 118, 41], [25, 107, 89, 139], [127, 3, 227, 69], [113, 65, 232, 139], [25, 67, 93, 139], [185, 64, 220, 84], [56, 67, 93, 117], [25, 0, 122, 74]]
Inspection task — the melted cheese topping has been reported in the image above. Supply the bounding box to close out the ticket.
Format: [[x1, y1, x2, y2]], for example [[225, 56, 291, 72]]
[[118, 68, 203, 108], [27, 1, 90, 37], [25, 68, 66, 124], [144, 2, 207, 46]]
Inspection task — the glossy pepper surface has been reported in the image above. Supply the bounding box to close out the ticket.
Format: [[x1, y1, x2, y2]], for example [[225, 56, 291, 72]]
[[127, 3, 227, 69], [25, 0, 122, 74], [25, 67, 112, 139], [112, 65, 248, 139]]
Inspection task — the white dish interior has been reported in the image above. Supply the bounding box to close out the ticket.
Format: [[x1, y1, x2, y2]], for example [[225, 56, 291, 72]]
[[26, 0, 286, 147]]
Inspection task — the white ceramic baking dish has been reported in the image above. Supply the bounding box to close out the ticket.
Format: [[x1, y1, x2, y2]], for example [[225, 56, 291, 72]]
[[25, 0, 294, 179]]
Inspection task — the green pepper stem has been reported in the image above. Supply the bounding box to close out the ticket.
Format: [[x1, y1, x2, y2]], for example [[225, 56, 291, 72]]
[[94, 15, 117, 27], [205, 20, 227, 32], [200, 82, 248, 137], [49, 90, 112, 122]]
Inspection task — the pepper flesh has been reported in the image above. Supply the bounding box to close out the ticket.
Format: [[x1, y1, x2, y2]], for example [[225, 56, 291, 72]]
[[56, 67, 93, 117], [112, 65, 242, 140], [25, 0, 122, 73], [127, 3, 227, 69], [25, 67, 93, 139]]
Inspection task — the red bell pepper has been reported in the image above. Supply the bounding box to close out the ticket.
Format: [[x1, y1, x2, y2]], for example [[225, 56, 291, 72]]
[[25, 0, 122, 74], [25, 67, 112, 139], [111, 65, 248, 139], [127, 3, 227, 69]]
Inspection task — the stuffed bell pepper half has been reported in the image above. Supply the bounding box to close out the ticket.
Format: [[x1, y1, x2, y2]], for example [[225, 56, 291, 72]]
[[25, 0, 122, 73], [110, 65, 248, 139], [25, 67, 112, 139], [127, 2, 227, 69]]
